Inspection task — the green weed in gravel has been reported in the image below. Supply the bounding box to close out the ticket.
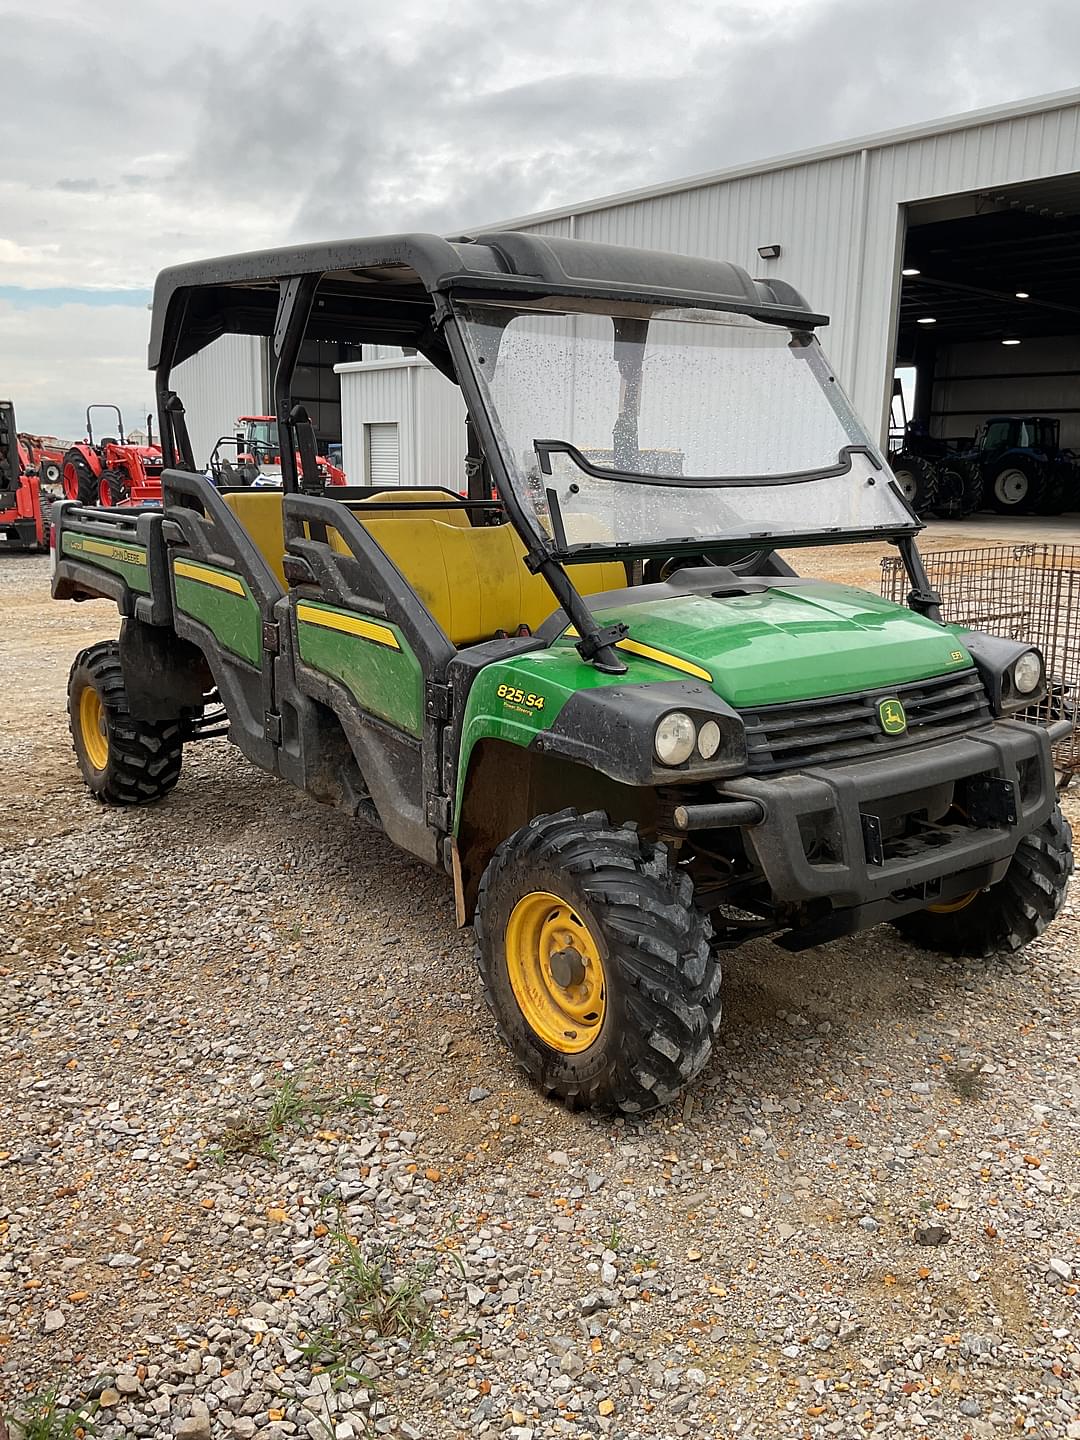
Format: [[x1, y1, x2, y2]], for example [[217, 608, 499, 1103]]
[[6, 1385, 98, 1440], [212, 1072, 370, 1161]]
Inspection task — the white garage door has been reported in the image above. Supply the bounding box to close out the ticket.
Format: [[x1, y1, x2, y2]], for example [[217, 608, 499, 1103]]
[[365, 421, 400, 486]]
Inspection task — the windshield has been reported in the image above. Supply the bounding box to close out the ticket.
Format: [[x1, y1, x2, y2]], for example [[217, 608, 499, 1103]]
[[458, 301, 915, 553], [245, 420, 276, 450]]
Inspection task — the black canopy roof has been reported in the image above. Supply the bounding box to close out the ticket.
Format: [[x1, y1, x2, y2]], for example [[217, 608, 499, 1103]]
[[148, 231, 827, 370]]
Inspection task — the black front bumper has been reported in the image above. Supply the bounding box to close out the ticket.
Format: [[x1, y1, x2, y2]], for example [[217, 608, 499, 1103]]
[[720, 719, 1055, 924]]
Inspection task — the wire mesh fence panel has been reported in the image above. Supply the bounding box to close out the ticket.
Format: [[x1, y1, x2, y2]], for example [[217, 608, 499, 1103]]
[[881, 544, 1079, 779]]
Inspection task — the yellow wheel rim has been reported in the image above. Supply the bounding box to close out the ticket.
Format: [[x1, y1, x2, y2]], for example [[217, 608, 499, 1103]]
[[78, 685, 109, 771], [505, 891, 606, 1054], [928, 889, 980, 914]]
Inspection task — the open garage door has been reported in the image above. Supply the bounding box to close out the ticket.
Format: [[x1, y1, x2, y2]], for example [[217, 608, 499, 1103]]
[[891, 174, 1080, 521], [291, 337, 362, 455]]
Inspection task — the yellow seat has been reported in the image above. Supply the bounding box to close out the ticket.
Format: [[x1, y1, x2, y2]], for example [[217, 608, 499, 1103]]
[[220, 491, 623, 646], [357, 489, 471, 526], [222, 491, 290, 586]]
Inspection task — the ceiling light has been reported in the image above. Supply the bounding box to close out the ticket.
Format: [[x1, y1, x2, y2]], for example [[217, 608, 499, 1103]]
[[916, 316, 937, 325], [1015, 291, 1030, 299], [757, 243, 782, 260], [901, 266, 921, 276], [1002, 338, 1022, 346]]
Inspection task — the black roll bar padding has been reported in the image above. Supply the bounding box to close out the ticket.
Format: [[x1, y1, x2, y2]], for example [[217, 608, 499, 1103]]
[[162, 391, 196, 473], [290, 403, 323, 495], [465, 413, 489, 503], [272, 274, 321, 496]]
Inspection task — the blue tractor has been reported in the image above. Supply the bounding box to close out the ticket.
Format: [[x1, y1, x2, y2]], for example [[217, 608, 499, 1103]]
[[968, 415, 1078, 515]]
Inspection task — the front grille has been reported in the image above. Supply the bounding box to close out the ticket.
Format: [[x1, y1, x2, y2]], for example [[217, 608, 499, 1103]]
[[741, 670, 992, 774]]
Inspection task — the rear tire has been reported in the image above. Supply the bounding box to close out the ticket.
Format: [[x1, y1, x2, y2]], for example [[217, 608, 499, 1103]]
[[890, 807, 1073, 956], [985, 455, 1046, 513], [68, 641, 183, 805], [1032, 459, 1072, 516], [891, 453, 937, 514], [474, 809, 722, 1113], [61, 449, 98, 505]]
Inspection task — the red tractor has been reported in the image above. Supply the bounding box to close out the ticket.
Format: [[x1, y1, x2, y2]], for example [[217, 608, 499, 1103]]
[[0, 400, 58, 551], [234, 415, 347, 486], [61, 405, 164, 507]]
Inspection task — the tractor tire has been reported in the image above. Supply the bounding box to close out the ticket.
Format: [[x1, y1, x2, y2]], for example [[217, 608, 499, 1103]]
[[1032, 460, 1072, 516], [890, 453, 937, 514], [933, 457, 983, 519], [68, 641, 183, 805], [985, 454, 1047, 513], [98, 469, 129, 507], [39, 459, 61, 486], [890, 806, 1073, 957], [474, 808, 722, 1113], [61, 449, 98, 506]]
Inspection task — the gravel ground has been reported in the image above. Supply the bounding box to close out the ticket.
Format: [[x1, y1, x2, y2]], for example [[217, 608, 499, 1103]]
[[2, 547, 1078, 1440]]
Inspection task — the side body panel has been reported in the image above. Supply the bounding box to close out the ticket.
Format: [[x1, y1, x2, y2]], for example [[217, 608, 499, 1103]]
[[282, 492, 455, 865], [61, 531, 151, 593], [172, 558, 262, 666], [294, 601, 424, 738]]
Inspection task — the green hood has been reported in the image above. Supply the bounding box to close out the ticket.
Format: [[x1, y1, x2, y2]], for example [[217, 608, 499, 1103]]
[[581, 581, 972, 708]]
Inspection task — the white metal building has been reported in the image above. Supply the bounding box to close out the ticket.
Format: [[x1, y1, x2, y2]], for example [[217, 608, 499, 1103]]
[[334, 88, 1080, 489], [177, 89, 1080, 486]]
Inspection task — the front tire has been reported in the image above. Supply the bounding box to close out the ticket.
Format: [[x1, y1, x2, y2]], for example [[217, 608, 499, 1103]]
[[61, 449, 98, 505], [934, 457, 983, 518], [68, 641, 183, 804], [474, 809, 722, 1113], [890, 807, 1073, 956]]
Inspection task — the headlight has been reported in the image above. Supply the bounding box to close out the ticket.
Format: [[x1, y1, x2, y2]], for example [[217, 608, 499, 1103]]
[[1012, 650, 1043, 695], [697, 719, 721, 760], [654, 712, 696, 765]]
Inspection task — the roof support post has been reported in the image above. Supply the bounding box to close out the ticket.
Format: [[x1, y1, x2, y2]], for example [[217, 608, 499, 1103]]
[[273, 275, 320, 495]]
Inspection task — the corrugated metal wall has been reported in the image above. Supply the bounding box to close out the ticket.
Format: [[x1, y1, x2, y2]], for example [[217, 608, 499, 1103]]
[[171, 334, 267, 469], [933, 336, 1080, 448], [503, 95, 1080, 440], [176, 96, 1080, 463]]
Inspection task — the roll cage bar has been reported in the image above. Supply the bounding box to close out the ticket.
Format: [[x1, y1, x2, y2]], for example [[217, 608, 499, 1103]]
[[149, 230, 937, 671]]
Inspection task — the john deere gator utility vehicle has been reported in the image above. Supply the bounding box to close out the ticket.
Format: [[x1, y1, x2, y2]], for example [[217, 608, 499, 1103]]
[[51, 233, 1073, 1112]]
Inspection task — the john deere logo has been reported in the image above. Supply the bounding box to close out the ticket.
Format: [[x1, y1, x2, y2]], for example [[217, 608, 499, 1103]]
[[878, 698, 907, 735]]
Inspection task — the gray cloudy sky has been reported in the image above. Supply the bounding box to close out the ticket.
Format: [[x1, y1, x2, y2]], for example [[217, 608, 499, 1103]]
[[2, 0, 1079, 437]]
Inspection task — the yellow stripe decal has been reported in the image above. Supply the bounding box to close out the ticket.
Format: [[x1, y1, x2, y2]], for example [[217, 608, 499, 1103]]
[[296, 603, 401, 650], [564, 627, 712, 683], [74, 536, 147, 566], [173, 559, 247, 596], [617, 638, 713, 683]]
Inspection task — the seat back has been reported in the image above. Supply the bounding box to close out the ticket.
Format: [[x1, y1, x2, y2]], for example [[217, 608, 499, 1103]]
[[220, 490, 623, 645], [358, 489, 472, 527], [222, 490, 288, 585]]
